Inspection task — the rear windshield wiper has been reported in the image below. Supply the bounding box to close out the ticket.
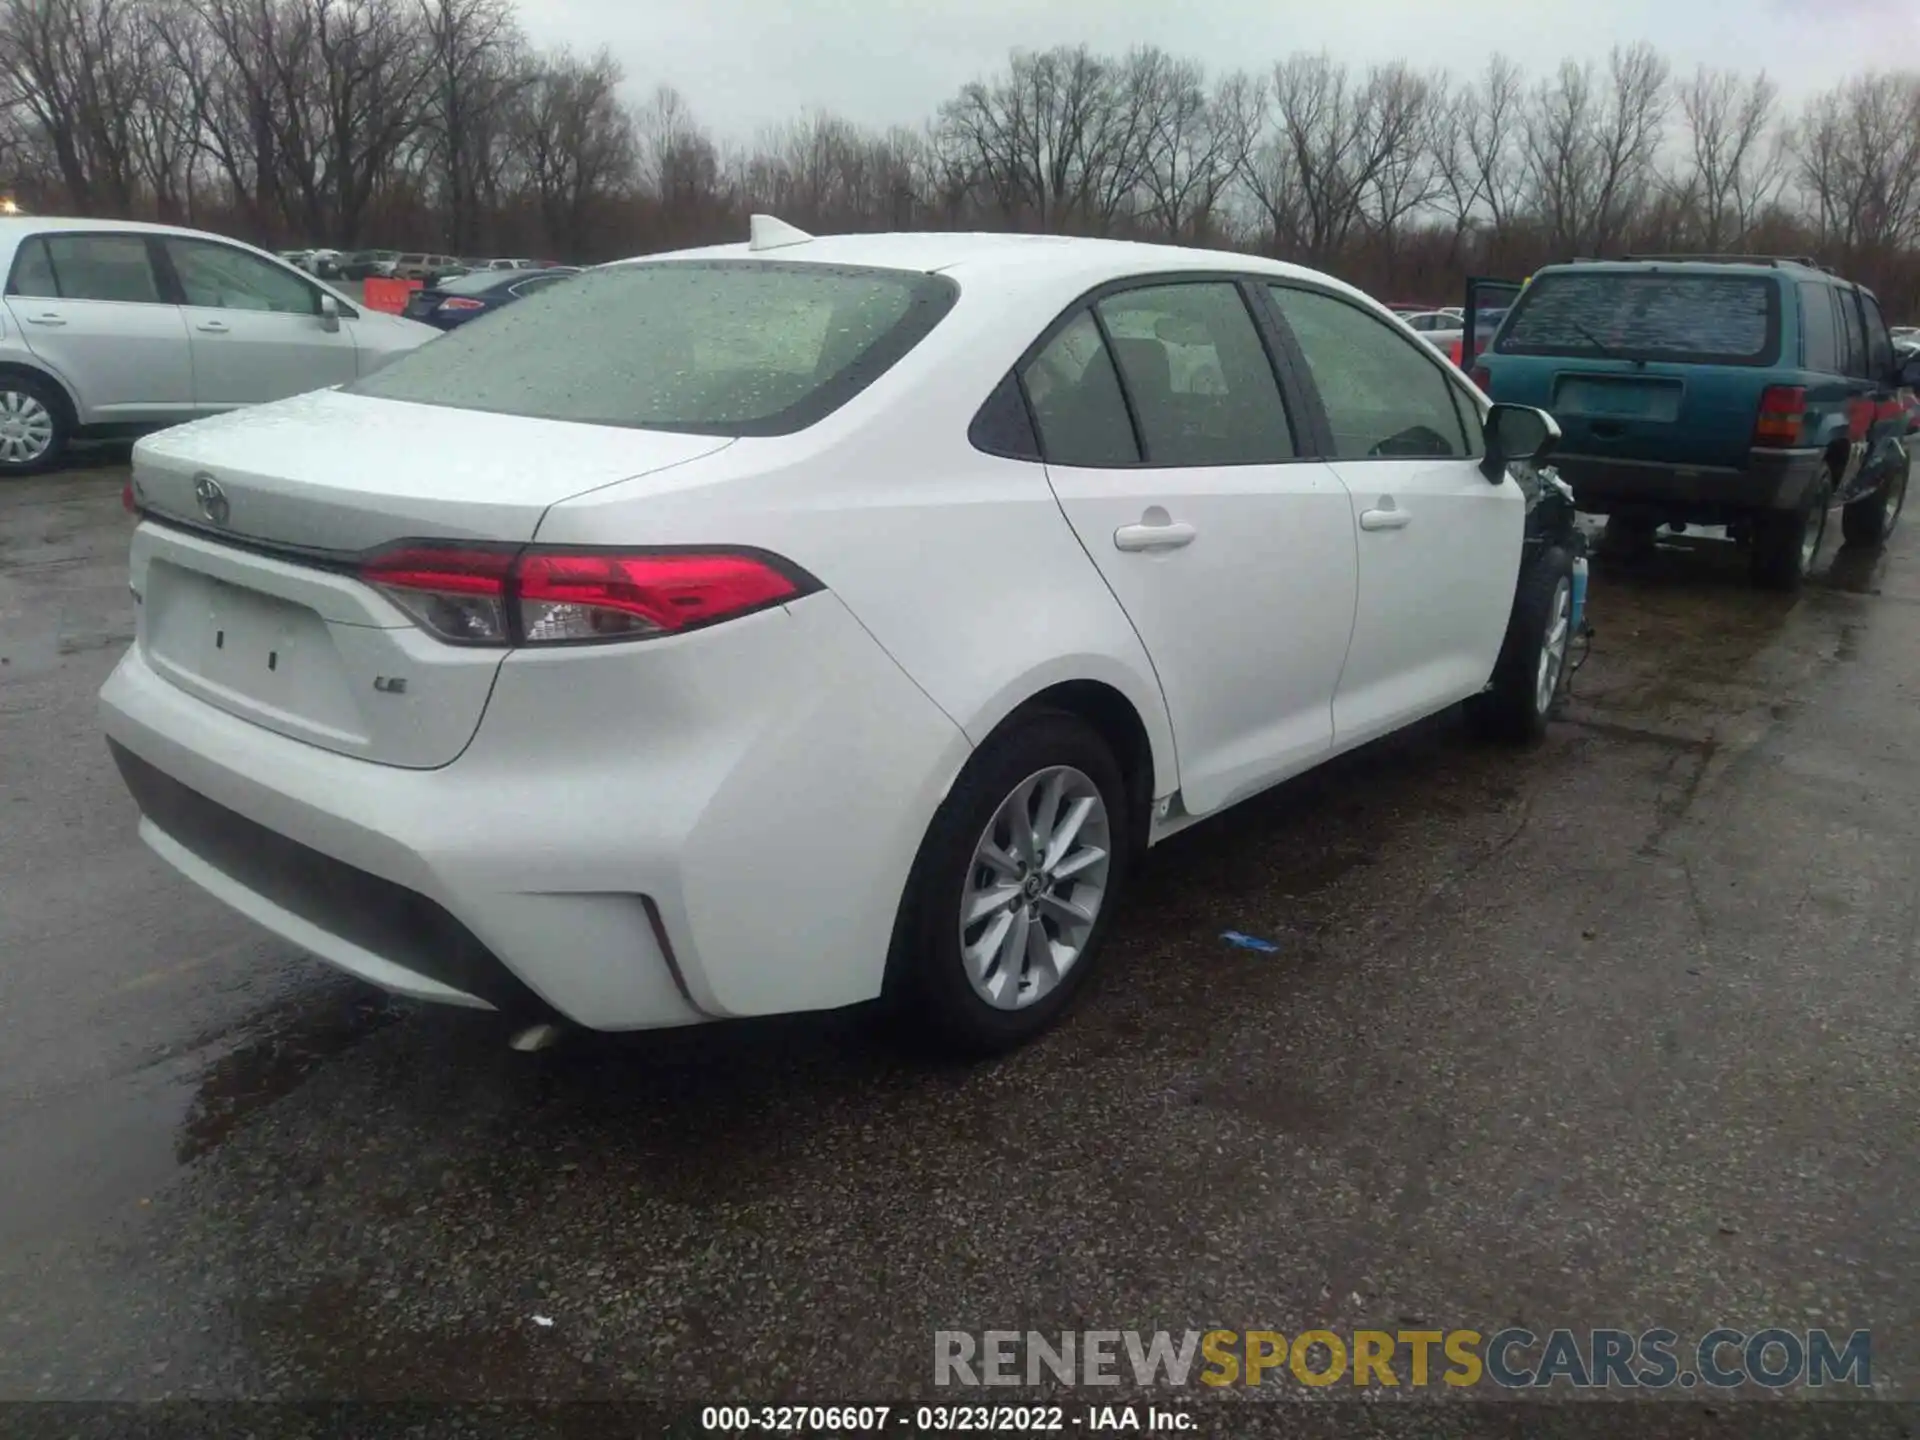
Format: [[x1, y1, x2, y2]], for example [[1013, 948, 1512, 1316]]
[[1562, 320, 1621, 359]]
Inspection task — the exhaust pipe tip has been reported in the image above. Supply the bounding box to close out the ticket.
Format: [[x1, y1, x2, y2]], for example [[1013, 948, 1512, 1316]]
[[508, 1022, 566, 1053]]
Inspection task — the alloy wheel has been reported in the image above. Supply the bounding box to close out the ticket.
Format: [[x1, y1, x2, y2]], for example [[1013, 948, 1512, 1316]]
[[1535, 576, 1571, 716], [959, 766, 1112, 1010], [0, 390, 54, 466]]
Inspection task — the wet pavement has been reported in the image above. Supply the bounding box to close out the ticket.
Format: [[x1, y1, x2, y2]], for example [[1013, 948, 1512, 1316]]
[[3, 460, 1919, 1415]]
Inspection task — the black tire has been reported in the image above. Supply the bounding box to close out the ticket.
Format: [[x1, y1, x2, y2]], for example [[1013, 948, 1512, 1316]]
[[1841, 447, 1909, 548], [1466, 544, 1574, 745], [0, 371, 70, 476], [1751, 470, 1832, 591], [887, 710, 1132, 1056]]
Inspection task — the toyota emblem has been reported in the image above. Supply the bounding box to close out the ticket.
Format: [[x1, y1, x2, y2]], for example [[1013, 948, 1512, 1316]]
[[193, 473, 230, 527]]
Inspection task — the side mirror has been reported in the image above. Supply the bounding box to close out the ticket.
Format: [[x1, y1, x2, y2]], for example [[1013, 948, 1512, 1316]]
[[319, 294, 341, 333], [1480, 402, 1560, 482]]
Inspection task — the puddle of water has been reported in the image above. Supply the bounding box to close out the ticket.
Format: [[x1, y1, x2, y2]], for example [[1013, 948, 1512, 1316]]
[[176, 991, 403, 1162]]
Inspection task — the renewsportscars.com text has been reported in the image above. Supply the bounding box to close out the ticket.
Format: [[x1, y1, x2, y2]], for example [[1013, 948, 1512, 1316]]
[[933, 1328, 1872, 1391]]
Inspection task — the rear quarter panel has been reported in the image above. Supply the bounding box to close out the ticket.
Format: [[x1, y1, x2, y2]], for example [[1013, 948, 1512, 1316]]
[[532, 284, 1180, 806]]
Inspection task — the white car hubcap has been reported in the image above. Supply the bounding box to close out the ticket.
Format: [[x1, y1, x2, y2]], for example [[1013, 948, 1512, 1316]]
[[960, 765, 1111, 1010], [1536, 577, 1571, 716], [0, 390, 54, 465]]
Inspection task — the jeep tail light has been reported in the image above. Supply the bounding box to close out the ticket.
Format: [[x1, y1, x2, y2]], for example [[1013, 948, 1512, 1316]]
[[1449, 339, 1464, 366], [358, 543, 817, 646], [122, 479, 135, 513], [1753, 386, 1806, 446], [437, 297, 486, 312], [1470, 365, 1491, 392]]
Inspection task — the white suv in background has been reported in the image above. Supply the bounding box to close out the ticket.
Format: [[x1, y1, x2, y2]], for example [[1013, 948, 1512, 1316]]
[[0, 218, 435, 474]]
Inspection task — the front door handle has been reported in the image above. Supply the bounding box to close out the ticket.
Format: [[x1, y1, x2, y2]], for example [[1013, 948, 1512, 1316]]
[[1359, 506, 1412, 532], [195, 320, 231, 334], [25, 313, 66, 326], [1114, 519, 1197, 552]]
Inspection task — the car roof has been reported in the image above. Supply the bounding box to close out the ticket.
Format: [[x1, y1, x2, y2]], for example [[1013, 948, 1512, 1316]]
[[0, 215, 265, 244], [613, 230, 1387, 312], [1531, 257, 1804, 280]]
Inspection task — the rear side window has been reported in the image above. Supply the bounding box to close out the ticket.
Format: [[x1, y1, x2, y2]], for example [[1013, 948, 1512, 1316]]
[[1860, 292, 1894, 380], [1836, 289, 1868, 378], [1798, 282, 1839, 373], [351, 260, 959, 436], [9, 233, 164, 304], [1020, 310, 1139, 466], [1497, 272, 1780, 366], [1095, 281, 1295, 465], [6, 237, 57, 297]]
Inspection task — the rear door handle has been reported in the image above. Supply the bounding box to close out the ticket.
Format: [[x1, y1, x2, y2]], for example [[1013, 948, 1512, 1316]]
[[1359, 507, 1412, 532], [1114, 520, 1197, 552], [195, 321, 231, 334], [25, 313, 66, 326]]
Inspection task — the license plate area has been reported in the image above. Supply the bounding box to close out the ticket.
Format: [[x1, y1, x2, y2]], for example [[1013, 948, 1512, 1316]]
[[1553, 375, 1683, 422], [143, 562, 369, 745]]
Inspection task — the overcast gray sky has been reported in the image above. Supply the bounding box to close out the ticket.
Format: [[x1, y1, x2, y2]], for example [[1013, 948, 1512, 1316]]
[[514, 0, 1920, 140]]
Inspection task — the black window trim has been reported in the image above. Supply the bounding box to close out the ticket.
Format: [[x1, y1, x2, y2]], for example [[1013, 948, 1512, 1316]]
[[1834, 282, 1870, 380], [983, 269, 1321, 470], [1256, 277, 1484, 463], [1857, 288, 1895, 387], [5, 229, 170, 306]]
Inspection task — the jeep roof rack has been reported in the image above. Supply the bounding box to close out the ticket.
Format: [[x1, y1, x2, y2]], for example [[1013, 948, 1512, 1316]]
[[1615, 253, 1828, 270]]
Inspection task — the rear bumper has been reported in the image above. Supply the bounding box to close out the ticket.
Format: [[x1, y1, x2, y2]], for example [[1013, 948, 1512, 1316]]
[[1554, 447, 1826, 515], [99, 593, 972, 1030]]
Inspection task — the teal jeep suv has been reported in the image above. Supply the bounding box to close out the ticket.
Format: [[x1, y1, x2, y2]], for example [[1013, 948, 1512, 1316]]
[[1473, 257, 1920, 589]]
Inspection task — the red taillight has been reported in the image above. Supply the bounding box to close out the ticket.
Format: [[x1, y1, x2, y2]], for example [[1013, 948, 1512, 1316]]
[[1470, 365, 1491, 391], [357, 543, 812, 646], [360, 544, 517, 644], [1754, 385, 1806, 447], [516, 551, 801, 643], [437, 297, 485, 312], [1448, 339, 1464, 366], [122, 479, 135, 513]]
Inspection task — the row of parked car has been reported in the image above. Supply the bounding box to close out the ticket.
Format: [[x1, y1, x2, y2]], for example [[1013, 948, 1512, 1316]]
[[277, 248, 566, 285]]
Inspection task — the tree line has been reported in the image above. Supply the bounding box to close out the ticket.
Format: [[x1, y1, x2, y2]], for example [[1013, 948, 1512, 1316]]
[[3, 0, 1918, 315]]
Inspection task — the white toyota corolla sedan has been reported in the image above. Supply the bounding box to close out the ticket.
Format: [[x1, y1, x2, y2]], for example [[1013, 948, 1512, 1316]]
[[99, 218, 1572, 1053]]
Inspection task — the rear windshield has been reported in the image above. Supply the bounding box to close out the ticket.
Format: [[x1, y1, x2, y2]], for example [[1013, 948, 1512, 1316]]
[[351, 260, 959, 435], [1495, 272, 1780, 366]]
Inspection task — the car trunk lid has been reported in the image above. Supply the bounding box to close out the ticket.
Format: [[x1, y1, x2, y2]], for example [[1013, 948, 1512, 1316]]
[[131, 388, 733, 553], [127, 389, 734, 767]]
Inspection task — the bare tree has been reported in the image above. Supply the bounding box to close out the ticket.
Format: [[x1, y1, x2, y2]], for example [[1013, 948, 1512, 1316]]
[[1674, 67, 1786, 250], [418, 0, 522, 251], [1521, 45, 1670, 257], [936, 46, 1148, 231], [1795, 73, 1920, 257], [510, 47, 636, 258], [1126, 54, 1247, 241], [1240, 53, 1435, 266], [0, 0, 151, 211]]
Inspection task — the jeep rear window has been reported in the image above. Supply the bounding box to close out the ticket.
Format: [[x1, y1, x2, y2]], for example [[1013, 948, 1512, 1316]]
[[1495, 272, 1780, 367], [350, 259, 959, 436]]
